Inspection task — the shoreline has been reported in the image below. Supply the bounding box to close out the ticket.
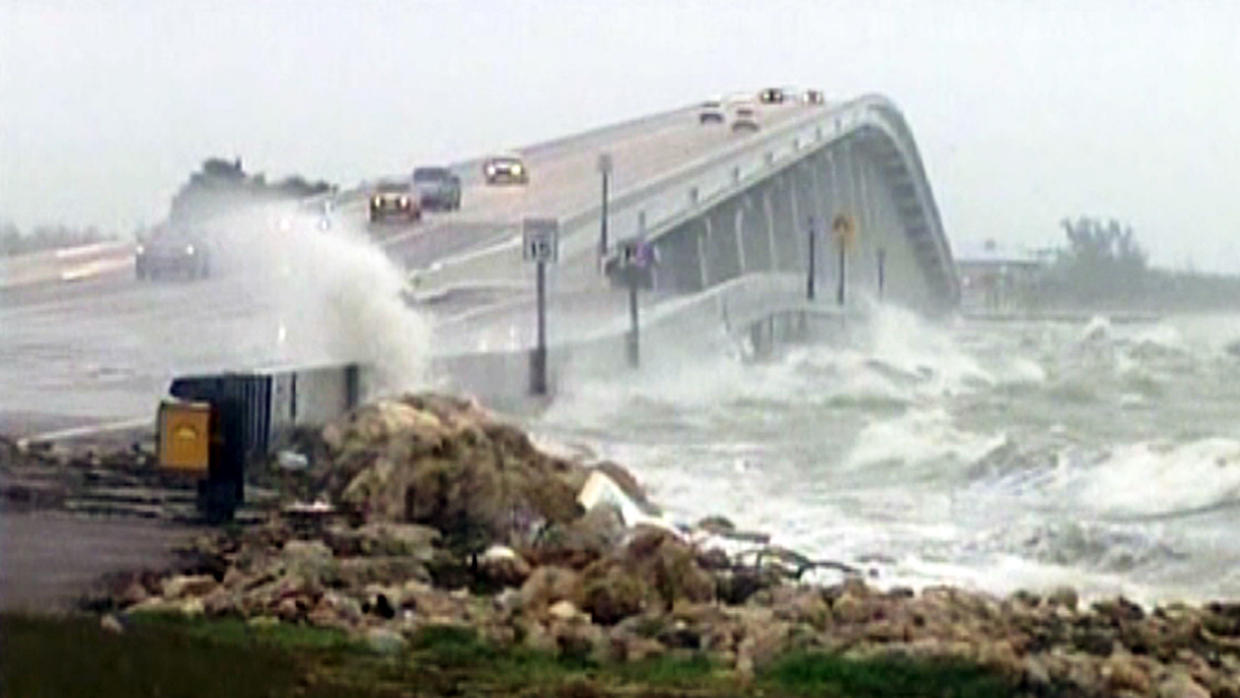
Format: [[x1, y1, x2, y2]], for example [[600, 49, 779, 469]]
[[3, 395, 1240, 696]]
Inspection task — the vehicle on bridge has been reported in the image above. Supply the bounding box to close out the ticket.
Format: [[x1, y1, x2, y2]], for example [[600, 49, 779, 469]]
[[413, 166, 462, 211], [135, 226, 211, 280], [483, 154, 528, 185], [698, 99, 725, 124], [730, 101, 760, 133], [368, 180, 421, 224], [758, 87, 786, 104]]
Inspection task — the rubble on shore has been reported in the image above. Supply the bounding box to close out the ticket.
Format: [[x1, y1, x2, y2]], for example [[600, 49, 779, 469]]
[[60, 394, 1240, 696]]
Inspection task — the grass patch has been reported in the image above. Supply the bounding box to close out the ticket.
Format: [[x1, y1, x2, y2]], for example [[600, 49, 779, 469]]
[[762, 650, 1016, 697], [2, 613, 1024, 697], [1, 612, 309, 698]]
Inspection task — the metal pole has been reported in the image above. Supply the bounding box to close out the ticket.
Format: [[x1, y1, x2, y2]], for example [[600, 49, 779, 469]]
[[599, 170, 610, 257], [877, 249, 886, 299], [836, 240, 846, 306], [531, 261, 548, 395], [627, 269, 640, 368], [807, 216, 816, 301]]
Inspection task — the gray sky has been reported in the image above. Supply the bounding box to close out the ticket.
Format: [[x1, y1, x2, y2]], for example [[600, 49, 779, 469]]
[[3, 0, 1238, 270]]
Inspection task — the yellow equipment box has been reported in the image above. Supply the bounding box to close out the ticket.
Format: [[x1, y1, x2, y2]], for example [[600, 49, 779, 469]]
[[157, 400, 211, 477]]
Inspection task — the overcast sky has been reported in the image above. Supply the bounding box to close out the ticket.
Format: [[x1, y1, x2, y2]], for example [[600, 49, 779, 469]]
[[3, 0, 1238, 270]]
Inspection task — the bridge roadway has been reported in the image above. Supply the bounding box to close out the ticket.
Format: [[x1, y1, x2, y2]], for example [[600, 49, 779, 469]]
[[0, 99, 816, 432]]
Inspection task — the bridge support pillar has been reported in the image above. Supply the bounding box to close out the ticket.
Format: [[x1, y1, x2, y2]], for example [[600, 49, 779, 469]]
[[762, 188, 777, 271]]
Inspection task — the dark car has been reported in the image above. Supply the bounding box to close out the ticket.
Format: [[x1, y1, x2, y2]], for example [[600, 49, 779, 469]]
[[413, 167, 462, 211], [483, 155, 528, 185], [758, 87, 785, 104], [135, 228, 211, 280], [368, 181, 421, 224]]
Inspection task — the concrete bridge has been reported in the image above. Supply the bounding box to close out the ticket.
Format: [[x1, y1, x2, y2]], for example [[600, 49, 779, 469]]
[[400, 94, 959, 405], [0, 91, 957, 426]]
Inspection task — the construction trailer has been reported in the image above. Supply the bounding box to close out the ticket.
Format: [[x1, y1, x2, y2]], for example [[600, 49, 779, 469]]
[[156, 362, 366, 523]]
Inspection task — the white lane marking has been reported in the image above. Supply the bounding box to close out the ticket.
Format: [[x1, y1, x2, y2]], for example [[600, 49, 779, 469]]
[[54, 241, 132, 260], [15, 416, 152, 450], [59, 257, 133, 282]]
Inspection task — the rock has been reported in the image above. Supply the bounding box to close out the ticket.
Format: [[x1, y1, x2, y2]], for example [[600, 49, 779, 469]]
[[118, 580, 149, 607], [549, 617, 606, 662], [326, 395, 583, 547], [365, 627, 407, 655], [1102, 652, 1150, 695], [100, 614, 125, 634], [326, 522, 440, 558], [617, 526, 714, 610], [337, 556, 430, 588], [528, 502, 626, 569], [478, 545, 532, 588], [519, 618, 559, 654], [276, 596, 302, 621], [201, 588, 242, 617], [1157, 673, 1210, 698], [1048, 586, 1079, 612], [581, 561, 652, 625], [549, 600, 584, 622], [128, 596, 203, 618], [1093, 596, 1145, 623], [832, 590, 872, 624], [620, 636, 666, 663], [281, 540, 337, 586], [769, 586, 831, 631], [162, 574, 217, 600], [735, 612, 790, 677], [247, 615, 279, 628], [520, 566, 584, 612], [716, 568, 780, 605]]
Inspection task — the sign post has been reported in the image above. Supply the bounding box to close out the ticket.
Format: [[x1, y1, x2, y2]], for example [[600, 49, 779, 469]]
[[877, 248, 886, 299], [597, 153, 613, 260], [523, 218, 559, 395], [806, 216, 816, 301], [832, 213, 856, 306], [619, 239, 654, 368]]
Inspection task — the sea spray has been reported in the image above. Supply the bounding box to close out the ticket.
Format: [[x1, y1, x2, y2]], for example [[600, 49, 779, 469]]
[[204, 201, 432, 397]]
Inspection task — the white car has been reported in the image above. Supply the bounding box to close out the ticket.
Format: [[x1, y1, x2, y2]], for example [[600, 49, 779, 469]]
[[730, 100, 760, 133], [698, 99, 725, 124]]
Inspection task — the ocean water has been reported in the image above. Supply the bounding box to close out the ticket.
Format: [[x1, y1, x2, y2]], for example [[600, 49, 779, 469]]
[[529, 307, 1240, 605]]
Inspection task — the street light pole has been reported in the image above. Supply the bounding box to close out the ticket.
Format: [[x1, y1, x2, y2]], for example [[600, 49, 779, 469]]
[[597, 153, 613, 259]]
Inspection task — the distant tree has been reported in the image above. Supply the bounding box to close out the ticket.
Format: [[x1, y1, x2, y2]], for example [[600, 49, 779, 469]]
[[1048, 216, 1149, 303]]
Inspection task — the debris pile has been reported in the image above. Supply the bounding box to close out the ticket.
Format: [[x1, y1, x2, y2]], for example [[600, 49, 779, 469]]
[[86, 394, 1240, 697]]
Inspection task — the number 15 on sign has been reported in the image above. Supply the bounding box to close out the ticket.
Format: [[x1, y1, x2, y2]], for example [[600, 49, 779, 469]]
[[523, 218, 559, 264]]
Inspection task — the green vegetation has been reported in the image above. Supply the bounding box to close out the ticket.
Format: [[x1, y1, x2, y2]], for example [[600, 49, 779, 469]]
[[1, 613, 1022, 697], [1030, 215, 1240, 310], [765, 651, 1015, 697]]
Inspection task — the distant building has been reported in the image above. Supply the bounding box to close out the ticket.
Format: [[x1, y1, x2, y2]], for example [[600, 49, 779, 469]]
[[955, 239, 1053, 311]]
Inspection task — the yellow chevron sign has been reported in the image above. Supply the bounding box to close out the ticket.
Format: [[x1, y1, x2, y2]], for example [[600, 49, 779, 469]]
[[832, 213, 857, 250]]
